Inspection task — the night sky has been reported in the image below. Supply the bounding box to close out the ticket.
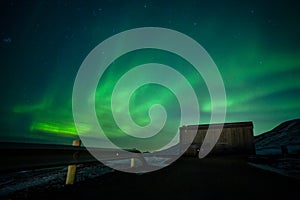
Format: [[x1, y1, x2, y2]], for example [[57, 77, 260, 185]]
[[1, 0, 299, 149]]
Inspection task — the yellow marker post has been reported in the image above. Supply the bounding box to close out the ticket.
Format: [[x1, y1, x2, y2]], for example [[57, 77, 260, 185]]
[[66, 140, 81, 185], [130, 158, 135, 168]]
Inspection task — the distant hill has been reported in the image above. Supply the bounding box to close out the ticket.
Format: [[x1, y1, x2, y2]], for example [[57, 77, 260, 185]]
[[255, 119, 300, 155]]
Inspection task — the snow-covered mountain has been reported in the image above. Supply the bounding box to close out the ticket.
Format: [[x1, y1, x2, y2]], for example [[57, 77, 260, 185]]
[[255, 119, 300, 155]]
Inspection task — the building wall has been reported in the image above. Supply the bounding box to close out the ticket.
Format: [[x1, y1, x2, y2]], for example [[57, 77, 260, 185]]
[[180, 122, 255, 156]]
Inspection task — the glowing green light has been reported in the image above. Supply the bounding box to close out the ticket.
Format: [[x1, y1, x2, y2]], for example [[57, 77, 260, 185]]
[[9, 33, 300, 143], [30, 122, 78, 135]]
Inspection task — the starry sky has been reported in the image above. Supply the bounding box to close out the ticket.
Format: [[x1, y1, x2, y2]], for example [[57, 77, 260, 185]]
[[0, 0, 299, 149]]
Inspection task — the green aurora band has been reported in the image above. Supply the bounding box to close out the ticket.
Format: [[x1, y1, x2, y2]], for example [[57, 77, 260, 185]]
[[1, 0, 300, 149]]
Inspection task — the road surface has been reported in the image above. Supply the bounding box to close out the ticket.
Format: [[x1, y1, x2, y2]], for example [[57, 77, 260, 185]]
[[9, 156, 300, 199]]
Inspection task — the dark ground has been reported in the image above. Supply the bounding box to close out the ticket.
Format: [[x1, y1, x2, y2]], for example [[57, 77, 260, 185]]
[[8, 156, 300, 200]]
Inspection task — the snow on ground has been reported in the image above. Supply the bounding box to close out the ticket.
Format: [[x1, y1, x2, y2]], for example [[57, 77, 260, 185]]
[[0, 163, 113, 197], [255, 119, 300, 155], [0, 155, 175, 198], [105, 156, 173, 169], [251, 119, 300, 179]]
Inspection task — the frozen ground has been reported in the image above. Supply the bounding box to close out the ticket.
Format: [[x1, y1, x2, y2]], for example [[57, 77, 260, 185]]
[[0, 163, 113, 198], [255, 119, 300, 155], [0, 142, 180, 199], [0, 155, 176, 198], [251, 119, 300, 179]]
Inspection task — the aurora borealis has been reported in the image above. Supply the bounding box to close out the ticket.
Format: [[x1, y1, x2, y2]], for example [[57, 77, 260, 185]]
[[1, 0, 300, 149]]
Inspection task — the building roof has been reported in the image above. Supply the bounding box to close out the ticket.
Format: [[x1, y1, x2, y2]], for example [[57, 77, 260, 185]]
[[180, 121, 253, 130]]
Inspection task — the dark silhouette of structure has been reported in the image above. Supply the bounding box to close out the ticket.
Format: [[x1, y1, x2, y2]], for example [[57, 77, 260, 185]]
[[180, 122, 255, 156]]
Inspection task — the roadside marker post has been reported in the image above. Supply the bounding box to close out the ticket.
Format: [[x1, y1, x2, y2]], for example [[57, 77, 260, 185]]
[[66, 140, 81, 185]]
